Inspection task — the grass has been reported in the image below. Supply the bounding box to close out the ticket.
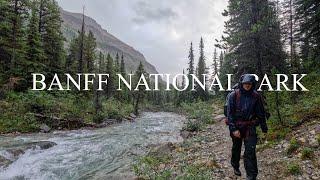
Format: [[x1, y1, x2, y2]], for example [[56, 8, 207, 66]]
[[287, 162, 301, 175], [179, 100, 214, 132], [132, 154, 172, 180], [301, 147, 314, 160], [286, 138, 300, 155]]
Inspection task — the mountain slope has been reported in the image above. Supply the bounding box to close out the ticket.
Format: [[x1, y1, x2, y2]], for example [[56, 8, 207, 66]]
[[60, 9, 158, 74]]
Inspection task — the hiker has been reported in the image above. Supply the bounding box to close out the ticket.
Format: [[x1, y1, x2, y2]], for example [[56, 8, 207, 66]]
[[226, 74, 268, 180]]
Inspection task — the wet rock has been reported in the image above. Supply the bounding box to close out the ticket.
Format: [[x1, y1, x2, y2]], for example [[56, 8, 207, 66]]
[[102, 119, 118, 125], [149, 142, 174, 157], [6, 149, 24, 157], [214, 114, 225, 122], [0, 155, 12, 168], [40, 123, 51, 133], [130, 113, 137, 118], [180, 130, 191, 139], [31, 141, 57, 150]]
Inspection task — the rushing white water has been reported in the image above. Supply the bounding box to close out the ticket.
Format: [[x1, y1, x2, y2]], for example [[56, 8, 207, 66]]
[[0, 112, 185, 180]]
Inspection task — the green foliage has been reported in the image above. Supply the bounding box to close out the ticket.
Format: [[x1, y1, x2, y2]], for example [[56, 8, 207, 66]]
[[102, 98, 133, 120], [133, 155, 172, 180], [286, 138, 300, 155], [184, 119, 202, 132], [287, 163, 301, 175], [176, 164, 213, 180], [0, 91, 134, 133], [180, 101, 214, 132], [301, 147, 314, 160]]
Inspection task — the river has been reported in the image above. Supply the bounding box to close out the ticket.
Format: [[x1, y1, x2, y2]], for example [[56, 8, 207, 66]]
[[0, 112, 185, 180]]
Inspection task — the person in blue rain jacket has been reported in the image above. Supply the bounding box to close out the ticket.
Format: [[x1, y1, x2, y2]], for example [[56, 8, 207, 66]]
[[227, 74, 268, 180]]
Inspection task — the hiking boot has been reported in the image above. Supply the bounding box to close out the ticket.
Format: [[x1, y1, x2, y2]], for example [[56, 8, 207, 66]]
[[246, 176, 256, 180], [233, 168, 241, 176]]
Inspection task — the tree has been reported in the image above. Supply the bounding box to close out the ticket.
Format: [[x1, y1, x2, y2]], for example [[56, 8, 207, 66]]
[[26, 3, 45, 74], [106, 53, 115, 98], [295, 0, 320, 71], [187, 42, 195, 86], [212, 48, 218, 75], [93, 51, 104, 121], [84, 30, 96, 73], [219, 51, 224, 73], [133, 62, 147, 115], [120, 54, 126, 75], [114, 53, 120, 73], [0, 0, 29, 76], [39, 0, 65, 76], [222, 0, 287, 81], [66, 35, 80, 73], [281, 0, 300, 73], [196, 37, 208, 100]]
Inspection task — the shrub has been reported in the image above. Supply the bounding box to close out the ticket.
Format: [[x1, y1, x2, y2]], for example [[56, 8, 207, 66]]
[[287, 163, 301, 175], [301, 147, 314, 160], [286, 138, 300, 155], [184, 119, 202, 132]]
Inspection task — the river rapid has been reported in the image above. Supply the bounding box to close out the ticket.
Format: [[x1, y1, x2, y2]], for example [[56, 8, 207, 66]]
[[0, 112, 186, 180]]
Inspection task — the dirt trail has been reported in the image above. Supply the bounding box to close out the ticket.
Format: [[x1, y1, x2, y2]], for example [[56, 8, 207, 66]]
[[206, 109, 320, 180], [135, 106, 319, 179]]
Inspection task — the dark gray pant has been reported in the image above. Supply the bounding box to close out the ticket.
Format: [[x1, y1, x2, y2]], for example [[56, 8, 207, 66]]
[[230, 126, 258, 179]]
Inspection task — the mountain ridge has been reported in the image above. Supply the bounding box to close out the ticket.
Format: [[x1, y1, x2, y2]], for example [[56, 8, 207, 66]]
[[60, 8, 158, 74]]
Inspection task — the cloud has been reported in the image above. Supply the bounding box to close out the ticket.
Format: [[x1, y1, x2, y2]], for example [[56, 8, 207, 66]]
[[132, 1, 177, 25]]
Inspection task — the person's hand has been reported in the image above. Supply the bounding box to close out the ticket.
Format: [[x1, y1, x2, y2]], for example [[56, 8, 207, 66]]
[[233, 130, 241, 138]]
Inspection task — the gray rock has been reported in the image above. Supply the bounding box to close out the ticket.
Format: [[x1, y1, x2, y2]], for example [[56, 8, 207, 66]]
[[149, 142, 174, 157], [0, 155, 12, 168], [180, 130, 191, 139], [40, 124, 51, 133], [214, 114, 226, 121], [32, 141, 57, 150], [130, 113, 137, 118]]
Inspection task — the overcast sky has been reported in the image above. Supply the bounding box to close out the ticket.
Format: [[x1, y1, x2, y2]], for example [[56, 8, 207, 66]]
[[57, 0, 228, 75]]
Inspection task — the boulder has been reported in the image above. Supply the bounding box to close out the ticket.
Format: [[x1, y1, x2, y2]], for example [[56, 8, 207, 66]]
[[40, 124, 51, 133], [180, 130, 191, 139], [130, 113, 137, 118], [148, 142, 174, 157], [0, 155, 12, 168], [32, 141, 57, 150]]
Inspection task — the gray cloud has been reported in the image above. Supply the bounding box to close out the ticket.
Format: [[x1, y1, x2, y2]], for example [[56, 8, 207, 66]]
[[132, 1, 177, 24]]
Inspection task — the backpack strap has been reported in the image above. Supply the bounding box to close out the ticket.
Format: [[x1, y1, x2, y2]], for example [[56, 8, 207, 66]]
[[235, 89, 241, 112]]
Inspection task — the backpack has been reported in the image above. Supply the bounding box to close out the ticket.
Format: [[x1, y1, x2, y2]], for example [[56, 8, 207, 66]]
[[223, 87, 260, 125]]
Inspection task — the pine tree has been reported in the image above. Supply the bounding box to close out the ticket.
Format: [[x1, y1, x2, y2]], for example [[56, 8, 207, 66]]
[[84, 30, 96, 73], [133, 62, 147, 115], [219, 51, 224, 73], [40, 0, 65, 75], [281, 0, 300, 72], [114, 53, 120, 72], [222, 0, 287, 80], [295, 0, 320, 71], [66, 35, 80, 73], [78, 7, 85, 73], [26, 3, 45, 74], [196, 37, 208, 100], [120, 54, 126, 75], [0, 0, 29, 76], [106, 53, 114, 98], [212, 48, 218, 75]]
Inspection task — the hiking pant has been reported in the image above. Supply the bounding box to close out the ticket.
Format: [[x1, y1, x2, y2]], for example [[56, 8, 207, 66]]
[[230, 126, 258, 179]]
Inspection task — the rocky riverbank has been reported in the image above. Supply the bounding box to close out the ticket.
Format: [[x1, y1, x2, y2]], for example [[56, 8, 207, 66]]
[[134, 105, 320, 179]]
